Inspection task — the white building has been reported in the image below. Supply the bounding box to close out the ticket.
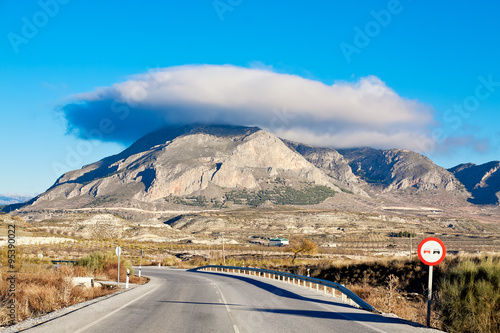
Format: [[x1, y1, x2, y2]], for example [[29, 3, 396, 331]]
[[269, 238, 289, 246]]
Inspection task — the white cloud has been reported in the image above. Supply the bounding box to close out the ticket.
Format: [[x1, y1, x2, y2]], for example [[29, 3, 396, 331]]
[[62, 64, 434, 149]]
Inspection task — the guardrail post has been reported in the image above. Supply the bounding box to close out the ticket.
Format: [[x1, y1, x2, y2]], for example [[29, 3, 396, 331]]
[[316, 283, 319, 291], [324, 285, 327, 294]]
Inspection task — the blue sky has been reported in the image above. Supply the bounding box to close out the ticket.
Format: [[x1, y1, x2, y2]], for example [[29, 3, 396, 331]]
[[1, 0, 499, 195]]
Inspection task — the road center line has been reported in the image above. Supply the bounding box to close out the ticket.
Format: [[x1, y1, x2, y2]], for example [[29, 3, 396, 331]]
[[73, 285, 160, 333]]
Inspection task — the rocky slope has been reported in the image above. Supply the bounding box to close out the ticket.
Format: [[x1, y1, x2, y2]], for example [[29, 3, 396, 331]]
[[283, 141, 368, 196], [26, 125, 341, 209], [336, 147, 463, 193], [449, 161, 500, 205]]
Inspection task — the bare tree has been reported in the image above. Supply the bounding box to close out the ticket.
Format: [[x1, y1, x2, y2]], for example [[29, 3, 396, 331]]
[[289, 237, 317, 264]]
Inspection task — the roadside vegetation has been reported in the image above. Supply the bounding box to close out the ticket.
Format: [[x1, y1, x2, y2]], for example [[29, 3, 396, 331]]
[[0, 260, 114, 327], [0, 249, 147, 327], [75, 251, 145, 284], [439, 257, 500, 333]]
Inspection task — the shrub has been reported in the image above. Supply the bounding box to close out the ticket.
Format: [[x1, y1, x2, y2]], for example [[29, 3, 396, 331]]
[[75, 251, 133, 280], [439, 257, 500, 333], [75, 251, 114, 271]]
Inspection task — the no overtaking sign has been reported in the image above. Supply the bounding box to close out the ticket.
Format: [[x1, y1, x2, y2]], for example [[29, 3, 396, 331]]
[[418, 237, 446, 328], [418, 237, 446, 266]]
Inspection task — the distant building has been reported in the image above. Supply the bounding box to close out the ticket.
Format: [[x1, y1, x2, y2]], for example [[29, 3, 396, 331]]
[[269, 238, 289, 246]]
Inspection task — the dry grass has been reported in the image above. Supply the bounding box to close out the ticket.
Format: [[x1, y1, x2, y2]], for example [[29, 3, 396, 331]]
[[0, 265, 115, 327], [347, 278, 438, 327]]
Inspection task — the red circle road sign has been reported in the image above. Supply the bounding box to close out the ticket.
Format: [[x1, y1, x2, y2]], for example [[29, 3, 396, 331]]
[[418, 237, 446, 266]]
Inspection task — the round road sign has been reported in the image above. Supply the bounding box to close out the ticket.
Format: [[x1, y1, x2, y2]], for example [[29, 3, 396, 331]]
[[418, 237, 446, 266], [115, 246, 121, 257]]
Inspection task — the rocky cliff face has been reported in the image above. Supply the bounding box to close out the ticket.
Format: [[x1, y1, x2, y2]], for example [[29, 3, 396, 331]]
[[283, 141, 368, 196], [337, 147, 463, 192], [30, 125, 341, 208], [449, 161, 500, 205]]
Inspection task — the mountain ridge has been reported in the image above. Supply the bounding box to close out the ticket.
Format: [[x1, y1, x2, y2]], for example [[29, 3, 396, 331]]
[[449, 161, 500, 205], [3, 125, 500, 216]]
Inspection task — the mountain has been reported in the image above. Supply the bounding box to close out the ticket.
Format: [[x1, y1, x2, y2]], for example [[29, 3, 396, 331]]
[[449, 161, 500, 205], [336, 147, 463, 192], [0, 194, 32, 205], [283, 141, 367, 196], [4, 125, 498, 216], [25, 125, 341, 210], [284, 143, 464, 195]]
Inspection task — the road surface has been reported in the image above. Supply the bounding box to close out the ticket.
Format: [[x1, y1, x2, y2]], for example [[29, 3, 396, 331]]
[[24, 267, 439, 333]]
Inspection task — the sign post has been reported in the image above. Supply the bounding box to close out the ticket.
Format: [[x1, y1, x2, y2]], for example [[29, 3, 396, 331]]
[[115, 246, 121, 288], [139, 249, 143, 278], [418, 237, 446, 327]]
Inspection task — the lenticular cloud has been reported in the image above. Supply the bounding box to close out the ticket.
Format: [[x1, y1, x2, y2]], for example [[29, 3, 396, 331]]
[[60, 64, 433, 150]]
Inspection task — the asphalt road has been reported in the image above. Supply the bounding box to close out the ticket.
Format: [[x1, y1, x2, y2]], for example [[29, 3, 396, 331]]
[[24, 267, 439, 333]]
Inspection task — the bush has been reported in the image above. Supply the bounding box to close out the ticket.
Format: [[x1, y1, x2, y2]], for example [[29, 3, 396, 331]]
[[75, 251, 114, 271], [75, 251, 134, 281], [439, 257, 500, 333]]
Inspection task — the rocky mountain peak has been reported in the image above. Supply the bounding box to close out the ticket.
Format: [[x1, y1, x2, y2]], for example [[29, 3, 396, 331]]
[[337, 147, 462, 192], [30, 125, 341, 208]]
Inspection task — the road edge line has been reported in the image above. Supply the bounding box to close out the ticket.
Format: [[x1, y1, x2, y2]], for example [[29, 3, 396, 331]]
[[73, 285, 160, 333]]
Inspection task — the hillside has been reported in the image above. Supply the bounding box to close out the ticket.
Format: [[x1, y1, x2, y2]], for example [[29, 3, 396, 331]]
[[449, 161, 500, 205]]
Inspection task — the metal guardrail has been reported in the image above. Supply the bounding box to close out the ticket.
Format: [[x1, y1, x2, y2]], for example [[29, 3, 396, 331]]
[[191, 265, 379, 313]]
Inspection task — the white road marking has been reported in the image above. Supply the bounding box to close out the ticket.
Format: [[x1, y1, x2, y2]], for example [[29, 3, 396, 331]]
[[233, 324, 241, 333], [73, 286, 160, 333], [213, 282, 232, 314]]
